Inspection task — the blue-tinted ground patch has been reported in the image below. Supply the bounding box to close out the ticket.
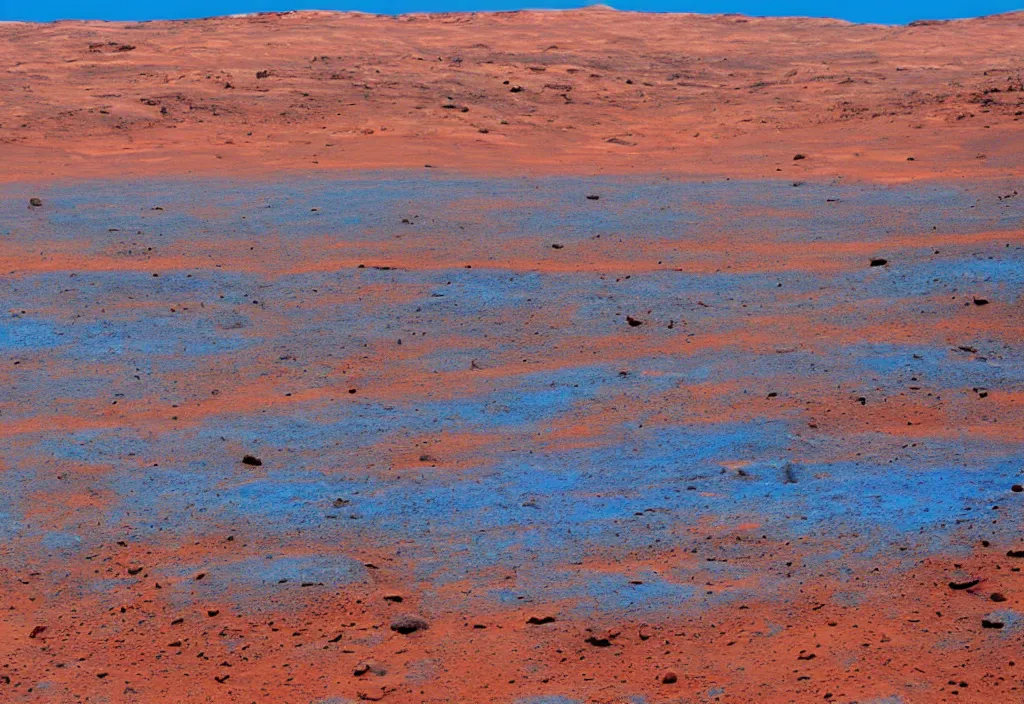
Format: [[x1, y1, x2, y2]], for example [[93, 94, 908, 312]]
[[1, 174, 1022, 616]]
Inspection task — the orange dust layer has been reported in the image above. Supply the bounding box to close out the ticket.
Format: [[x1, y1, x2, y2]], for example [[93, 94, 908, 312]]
[[3, 225, 1019, 278], [2, 532, 1023, 703], [0, 8, 1022, 184]]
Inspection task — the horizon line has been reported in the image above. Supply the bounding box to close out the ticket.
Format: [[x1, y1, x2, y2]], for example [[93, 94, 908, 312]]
[[3, 4, 1023, 26]]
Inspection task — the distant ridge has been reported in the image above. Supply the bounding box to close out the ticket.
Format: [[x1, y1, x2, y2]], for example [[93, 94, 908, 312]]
[[0, 4, 1020, 182]]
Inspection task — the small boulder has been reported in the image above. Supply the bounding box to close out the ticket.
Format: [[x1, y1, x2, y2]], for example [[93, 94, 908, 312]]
[[354, 660, 387, 676], [390, 614, 429, 634]]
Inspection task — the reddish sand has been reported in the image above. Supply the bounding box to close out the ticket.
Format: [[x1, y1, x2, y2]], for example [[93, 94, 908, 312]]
[[0, 7, 1022, 183], [3, 9, 1024, 704]]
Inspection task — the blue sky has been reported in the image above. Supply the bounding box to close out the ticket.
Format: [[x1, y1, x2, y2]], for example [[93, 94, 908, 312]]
[[0, 0, 1020, 25]]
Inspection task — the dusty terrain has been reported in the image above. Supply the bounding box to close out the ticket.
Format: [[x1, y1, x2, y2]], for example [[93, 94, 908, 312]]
[[1, 8, 1024, 704], [0, 7, 1022, 182]]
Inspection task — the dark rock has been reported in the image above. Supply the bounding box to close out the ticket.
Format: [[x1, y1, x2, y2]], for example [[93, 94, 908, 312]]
[[586, 194, 600, 200], [981, 618, 1005, 629], [973, 297, 990, 306], [626, 316, 644, 327], [870, 258, 888, 267], [29, 197, 42, 207], [383, 594, 403, 602], [793, 154, 806, 160], [990, 593, 1007, 602], [527, 616, 556, 625], [662, 671, 678, 684], [584, 634, 614, 647], [390, 614, 429, 634], [1012, 485, 1023, 493], [949, 579, 981, 590], [242, 454, 262, 466], [1006, 550, 1024, 558]]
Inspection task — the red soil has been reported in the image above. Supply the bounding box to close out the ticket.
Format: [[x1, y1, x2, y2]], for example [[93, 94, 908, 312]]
[[0, 7, 1021, 183]]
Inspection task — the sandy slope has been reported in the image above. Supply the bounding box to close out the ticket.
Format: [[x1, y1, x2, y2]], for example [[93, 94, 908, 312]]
[[1, 7, 1022, 182]]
